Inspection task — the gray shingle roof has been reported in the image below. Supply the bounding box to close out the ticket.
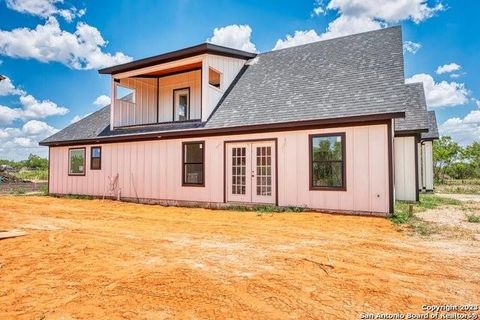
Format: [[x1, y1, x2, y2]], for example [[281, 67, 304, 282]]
[[41, 26, 412, 146], [422, 111, 439, 140], [41, 105, 204, 144], [394, 83, 430, 133], [206, 26, 407, 129]]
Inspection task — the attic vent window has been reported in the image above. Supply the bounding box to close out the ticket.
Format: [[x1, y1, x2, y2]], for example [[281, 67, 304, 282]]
[[208, 68, 221, 89], [115, 84, 135, 103]]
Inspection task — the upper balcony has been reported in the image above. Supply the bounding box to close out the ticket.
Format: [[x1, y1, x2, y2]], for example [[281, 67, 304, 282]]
[[99, 43, 256, 129]]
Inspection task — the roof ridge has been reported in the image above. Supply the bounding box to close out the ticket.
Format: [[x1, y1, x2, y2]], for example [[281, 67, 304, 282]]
[[259, 25, 402, 56]]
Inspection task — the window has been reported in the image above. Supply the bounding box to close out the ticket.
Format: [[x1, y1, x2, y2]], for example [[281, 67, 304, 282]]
[[182, 141, 204, 186], [90, 146, 101, 170], [69, 148, 86, 176], [115, 84, 135, 103], [309, 133, 345, 190], [173, 88, 190, 121], [208, 67, 221, 88]]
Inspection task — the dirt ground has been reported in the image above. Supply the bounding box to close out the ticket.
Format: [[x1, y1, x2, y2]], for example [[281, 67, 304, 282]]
[[1, 196, 479, 319]]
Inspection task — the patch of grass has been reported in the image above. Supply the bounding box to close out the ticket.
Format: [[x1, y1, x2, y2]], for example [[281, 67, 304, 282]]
[[391, 194, 463, 237], [435, 179, 480, 194], [392, 194, 461, 225], [9, 187, 26, 195], [466, 214, 480, 223], [38, 185, 49, 196], [225, 205, 254, 212], [226, 205, 306, 213], [256, 205, 306, 213], [417, 194, 462, 209], [390, 201, 413, 224], [14, 170, 48, 181], [64, 194, 94, 200]]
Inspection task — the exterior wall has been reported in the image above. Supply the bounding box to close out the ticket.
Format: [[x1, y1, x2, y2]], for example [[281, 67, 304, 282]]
[[201, 54, 245, 121], [394, 136, 416, 201], [158, 70, 201, 121], [113, 71, 201, 127], [422, 141, 434, 190], [49, 123, 391, 214], [114, 78, 157, 127], [417, 142, 422, 191]]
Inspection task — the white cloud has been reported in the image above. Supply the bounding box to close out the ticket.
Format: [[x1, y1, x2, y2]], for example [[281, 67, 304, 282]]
[[449, 73, 462, 79], [0, 120, 58, 160], [0, 105, 21, 124], [440, 111, 480, 145], [0, 76, 68, 125], [326, 0, 444, 23], [312, 0, 326, 16], [276, 0, 443, 50], [405, 73, 469, 108], [70, 113, 92, 124], [274, 30, 323, 50], [207, 24, 258, 53], [403, 40, 422, 54], [93, 95, 111, 107], [22, 119, 58, 136], [0, 17, 132, 70], [436, 62, 461, 74], [6, 0, 85, 22], [475, 99, 480, 109], [19, 94, 68, 119], [0, 76, 25, 96]]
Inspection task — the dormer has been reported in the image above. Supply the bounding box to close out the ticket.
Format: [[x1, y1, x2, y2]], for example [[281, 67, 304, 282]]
[[98, 44, 256, 129]]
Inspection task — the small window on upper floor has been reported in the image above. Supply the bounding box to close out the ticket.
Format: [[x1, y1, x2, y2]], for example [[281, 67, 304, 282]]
[[115, 84, 135, 103], [208, 67, 221, 89]]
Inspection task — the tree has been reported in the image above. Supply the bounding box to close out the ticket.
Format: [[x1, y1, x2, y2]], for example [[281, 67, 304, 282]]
[[462, 142, 480, 178], [24, 154, 48, 170], [433, 136, 461, 182]]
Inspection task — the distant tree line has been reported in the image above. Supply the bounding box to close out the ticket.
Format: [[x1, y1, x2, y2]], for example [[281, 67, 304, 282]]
[[0, 154, 48, 171], [433, 137, 480, 182]]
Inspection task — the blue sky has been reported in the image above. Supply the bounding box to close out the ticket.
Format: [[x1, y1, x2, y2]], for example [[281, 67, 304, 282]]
[[0, 0, 479, 160]]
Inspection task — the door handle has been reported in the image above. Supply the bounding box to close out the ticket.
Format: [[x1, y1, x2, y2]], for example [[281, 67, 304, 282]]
[[251, 170, 255, 178]]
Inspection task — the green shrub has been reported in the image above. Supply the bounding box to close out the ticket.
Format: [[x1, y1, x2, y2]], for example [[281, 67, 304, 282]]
[[390, 202, 413, 224], [64, 194, 94, 200], [14, 170, 48, 181], [38, 185, 49, 196], [466, 214, 480, 223], [10, 187, 26, 195]]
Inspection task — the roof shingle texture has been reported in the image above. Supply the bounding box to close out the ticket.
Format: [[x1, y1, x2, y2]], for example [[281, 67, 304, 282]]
[[206, 26, 408, 128], [394, 83, 430, 132], [41, 27, 415, 145], [422, 111, 439, 139]]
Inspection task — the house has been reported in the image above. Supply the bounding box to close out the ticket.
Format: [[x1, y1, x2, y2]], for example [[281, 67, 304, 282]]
[[40, 26, 438, 216]]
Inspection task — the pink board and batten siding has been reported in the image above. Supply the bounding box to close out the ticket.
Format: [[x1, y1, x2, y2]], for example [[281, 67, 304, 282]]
[[49, 123, 391, 214]]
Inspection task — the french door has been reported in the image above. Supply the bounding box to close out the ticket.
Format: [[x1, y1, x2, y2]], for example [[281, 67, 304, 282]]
[[226, 141, 276, 204]]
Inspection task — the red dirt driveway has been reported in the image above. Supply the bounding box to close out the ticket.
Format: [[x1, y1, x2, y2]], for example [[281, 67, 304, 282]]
[[0, 196, 479, 319]]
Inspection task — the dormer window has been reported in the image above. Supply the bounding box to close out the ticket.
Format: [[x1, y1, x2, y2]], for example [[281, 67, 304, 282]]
[[208, 67, 221, 89], [115, 84, 135, 103]]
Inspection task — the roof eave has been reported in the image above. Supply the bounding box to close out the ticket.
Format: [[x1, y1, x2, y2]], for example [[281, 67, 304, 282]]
[[40, 111, 404, 147], [394, 128, 429, 137], [98, 43, 257, 75]]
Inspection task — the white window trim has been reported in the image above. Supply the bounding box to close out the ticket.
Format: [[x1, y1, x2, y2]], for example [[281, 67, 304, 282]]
[[173, 87, 190, 121], [208, 67, 223, 91]]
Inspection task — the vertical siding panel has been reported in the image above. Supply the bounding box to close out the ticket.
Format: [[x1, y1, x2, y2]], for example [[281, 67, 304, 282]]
[[353, 127, 370, 212], [369, 126, 388, 212], [339, 128, 354, 211]]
